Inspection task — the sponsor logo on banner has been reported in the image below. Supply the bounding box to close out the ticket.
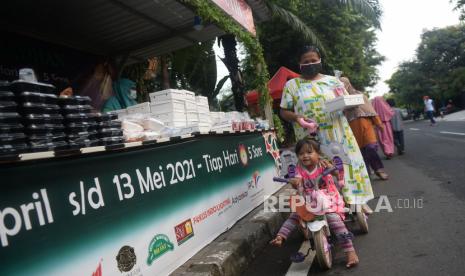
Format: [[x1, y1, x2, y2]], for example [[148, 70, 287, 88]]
[[238, 144, 248, 166], [116, 246, 137, 273], [92, 260, 102, 276], [263, 132, 281, 173], [247, 171, 261, 190], [232, 190, 248, 205], [147, 234, 174, 265], [193, 198, 232, 224], [174, 219, 195, 245]]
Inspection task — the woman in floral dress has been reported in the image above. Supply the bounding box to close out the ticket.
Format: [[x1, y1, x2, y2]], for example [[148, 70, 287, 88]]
[[279, 46, 373, 206]]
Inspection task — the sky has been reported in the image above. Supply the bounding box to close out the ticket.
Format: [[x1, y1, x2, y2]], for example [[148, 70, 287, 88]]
[[214, 0, 462, 99], [371, 0, 460, 97]]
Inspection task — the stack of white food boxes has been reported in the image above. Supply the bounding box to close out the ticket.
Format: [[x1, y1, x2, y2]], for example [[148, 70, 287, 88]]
[[195, 95, 211, 132], [149, 89, 211, 132], [149, 89, 188, 128]]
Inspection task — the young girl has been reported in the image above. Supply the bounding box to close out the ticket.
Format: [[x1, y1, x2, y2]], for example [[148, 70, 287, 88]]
[[270, 138, 359, 268]]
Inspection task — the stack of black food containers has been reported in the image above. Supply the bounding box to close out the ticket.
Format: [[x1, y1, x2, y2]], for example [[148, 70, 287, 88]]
[[0, 81, 29, 156], [1, 79, 126, 157], [95, 112, 124, 146], [20, 91, 67, 152], [6, 80, 68, 153], [59, 95, 100, 149]]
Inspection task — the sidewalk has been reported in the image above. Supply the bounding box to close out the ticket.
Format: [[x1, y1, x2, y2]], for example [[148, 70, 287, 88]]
[[441, 109, 465, 121], [171, 186, 291, 276]]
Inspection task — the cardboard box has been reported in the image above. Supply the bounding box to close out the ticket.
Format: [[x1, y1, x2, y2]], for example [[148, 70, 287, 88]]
[[324, 94, 364, 113]]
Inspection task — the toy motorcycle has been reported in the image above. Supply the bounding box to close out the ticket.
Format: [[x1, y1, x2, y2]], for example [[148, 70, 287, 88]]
[[273, 167, 337, 269]]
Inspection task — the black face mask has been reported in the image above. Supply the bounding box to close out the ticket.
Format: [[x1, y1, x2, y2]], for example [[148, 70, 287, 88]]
[[300, 62, 322, 78]]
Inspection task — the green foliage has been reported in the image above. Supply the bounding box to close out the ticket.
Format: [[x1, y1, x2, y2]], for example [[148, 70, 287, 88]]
[[255, 0, 383, 91], [453, 0, 465, 20], [170, 39, 218, 101], [273, 114, 285, 143], [182, 0, 271, 107], [387, 25, 465, 108]]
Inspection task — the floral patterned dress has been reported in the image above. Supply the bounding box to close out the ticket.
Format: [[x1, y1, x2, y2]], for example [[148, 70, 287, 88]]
[[280, 75, 373, 204]]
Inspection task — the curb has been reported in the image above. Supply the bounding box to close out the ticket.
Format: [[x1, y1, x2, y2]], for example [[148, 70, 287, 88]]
[[171, 186, 292, 276]]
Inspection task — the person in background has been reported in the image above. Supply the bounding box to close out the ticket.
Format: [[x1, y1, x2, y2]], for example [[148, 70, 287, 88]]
[[371, 96, 395, 159], [340, 77, 388, 180], [386, 99, 405, 155], [446, 99, 454, 114], [423, 95, 436, 126], [102, 78, 137, 112]]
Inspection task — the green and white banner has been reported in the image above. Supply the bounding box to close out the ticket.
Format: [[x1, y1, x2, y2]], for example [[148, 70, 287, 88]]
[[0, 132, 282, 276]]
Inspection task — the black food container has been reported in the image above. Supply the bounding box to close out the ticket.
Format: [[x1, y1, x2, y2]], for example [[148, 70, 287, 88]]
[[20, 92, 58, 104], [0, 101, 18, 112]]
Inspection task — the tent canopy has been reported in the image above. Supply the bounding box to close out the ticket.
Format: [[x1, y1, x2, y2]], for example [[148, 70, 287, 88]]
[[246, 66, 300, 105], [0, 0, 269, 65]]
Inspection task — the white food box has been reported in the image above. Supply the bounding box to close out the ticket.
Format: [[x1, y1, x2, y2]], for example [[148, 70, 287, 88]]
[[185, 100, 197, 112], [181, 90, 196, 102], [150, 100, 185, 114], [126, 102, 151, 114], [113, 108, 128, 119], [149, 89, 185, 102], [196, 103, 209, 113], [186, 111, 199, 121], [195, 95, 209, 106], [211, 123, 233, 132], [198, 113, 211, 124], [324, 94, 364, 113], [164, 121, 187, 128], [152, 112, 187, 122], [210, 111, 226, 124]]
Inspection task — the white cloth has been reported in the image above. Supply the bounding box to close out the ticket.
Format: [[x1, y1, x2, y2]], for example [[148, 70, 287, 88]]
[[424, 99, 434, 112]]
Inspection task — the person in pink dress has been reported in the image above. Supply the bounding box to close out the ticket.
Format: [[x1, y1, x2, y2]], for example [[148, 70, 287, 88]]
[[270, 139, 359, 268], [371, 96, 395, 159]]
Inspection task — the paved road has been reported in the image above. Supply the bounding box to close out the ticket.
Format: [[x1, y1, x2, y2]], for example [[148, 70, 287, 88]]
[[244, 119, 465, 276]]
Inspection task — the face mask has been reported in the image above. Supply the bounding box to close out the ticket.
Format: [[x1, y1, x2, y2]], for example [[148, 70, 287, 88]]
[[300, 60, 322, 78], [129, 89, 137, 100]]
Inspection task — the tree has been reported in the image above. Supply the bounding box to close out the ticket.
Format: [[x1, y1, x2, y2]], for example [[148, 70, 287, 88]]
[[253, 0, 383, 91], [387, 25, 465, 109], [453, 0, 465, 20], [218, 34, 245, 111], [219, 0, 381, 111]]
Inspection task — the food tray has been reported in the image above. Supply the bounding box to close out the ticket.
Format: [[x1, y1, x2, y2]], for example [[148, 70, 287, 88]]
[[98, 120, 122, 128], [0, 132, 27, 144], [66, 122, 98, 133], [0, 123, 23, 134], [68, 139, 100, 150], [58, 95, 91, 106], [0, 143, 29, 155], [0, 112, 21, 124], [95, 112, 118, 122], [25, 124, 65, 134], [0, 91, 15, 101], [0, 101, 18, 112], [100, 136, 124, 146], [61, 105, 93, 114], [20, 92, 58, 104], [10, 80, 55, 94], [67, 131, 98, 143], [23, 114, 64, 124], [65, 113, 97, 123], [98, 128, 123, 138], [21, 102, 61, 114], [29, 141, 68, 152], [28, 132, 67, 142]]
